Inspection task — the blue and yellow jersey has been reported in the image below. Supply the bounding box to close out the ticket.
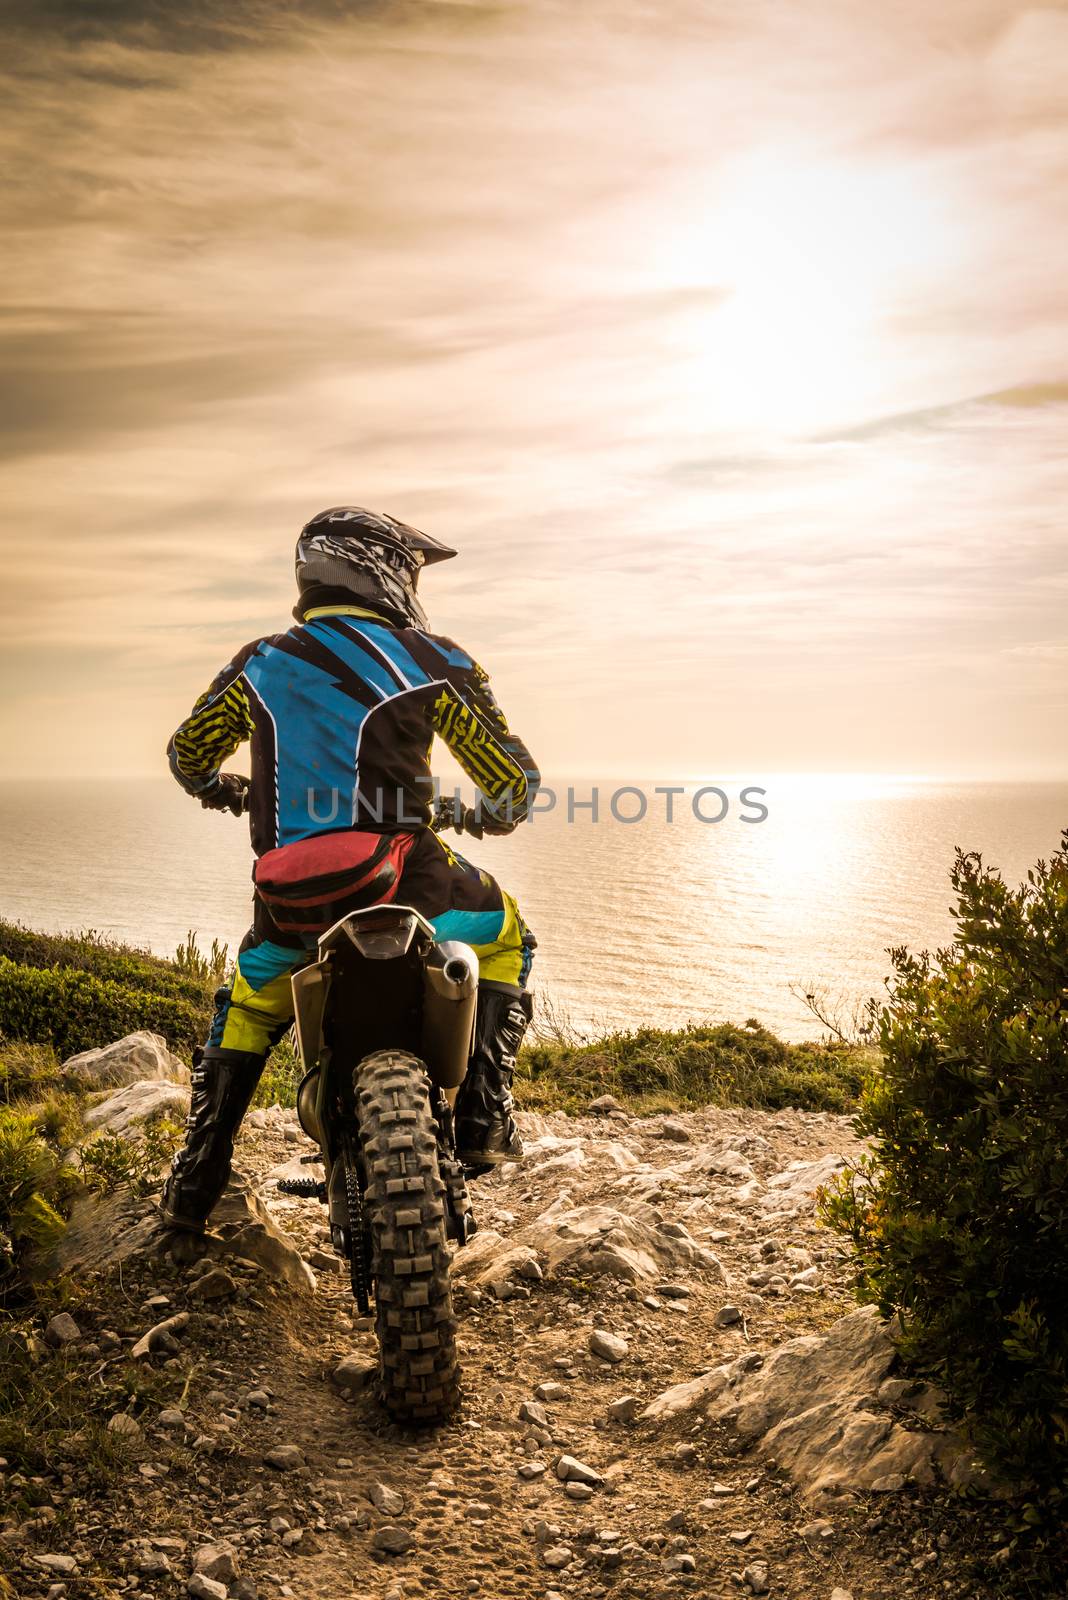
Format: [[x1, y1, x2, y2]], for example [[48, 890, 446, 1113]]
[[167, 606, 539, 855]]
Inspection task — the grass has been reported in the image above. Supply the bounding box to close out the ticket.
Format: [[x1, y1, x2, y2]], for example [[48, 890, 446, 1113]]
[[0, 920, 213, 1008], [0, 917, 217, 1059], [251, 1033, 302, 1109], [0, 919, 871, 1303], [0, 1284, 173, 1491], [516, 1018, 874, 1116], [0, 920, 876, 1127]]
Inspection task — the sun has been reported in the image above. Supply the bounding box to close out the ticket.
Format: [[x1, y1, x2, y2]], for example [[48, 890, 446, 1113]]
[[672, 149, 958, 434]]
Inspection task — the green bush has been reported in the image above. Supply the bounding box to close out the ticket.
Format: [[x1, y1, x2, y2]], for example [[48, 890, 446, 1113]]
[[0, 1040, 60, 1103], [0, 1108, 68, 1290], [0, 957, 208, 1058], [822, 835, 1068, 1507], [78, 1118, 183, 1197], [516, 1019, 871, 1115], [173, 929, 230, 988], [252, 1034, 302, 1109], [0, 919, 211, 1006]]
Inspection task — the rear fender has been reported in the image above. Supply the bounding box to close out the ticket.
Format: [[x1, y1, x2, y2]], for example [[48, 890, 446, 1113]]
[[318, 904, 435, 962]]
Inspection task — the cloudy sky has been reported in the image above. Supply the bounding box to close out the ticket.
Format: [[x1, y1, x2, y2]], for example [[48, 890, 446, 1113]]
[[2, 0, 1066, 781]]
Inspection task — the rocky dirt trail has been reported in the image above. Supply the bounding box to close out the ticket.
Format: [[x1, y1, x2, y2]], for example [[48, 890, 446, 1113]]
[[6, 1087, 1011, 1600]]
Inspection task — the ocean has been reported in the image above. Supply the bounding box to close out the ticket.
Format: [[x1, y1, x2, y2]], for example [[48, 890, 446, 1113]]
[[1, 777, 1064, 1043]]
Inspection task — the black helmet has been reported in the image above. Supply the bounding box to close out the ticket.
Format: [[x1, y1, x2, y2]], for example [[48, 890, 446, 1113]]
[[295, 506, 456, 629]]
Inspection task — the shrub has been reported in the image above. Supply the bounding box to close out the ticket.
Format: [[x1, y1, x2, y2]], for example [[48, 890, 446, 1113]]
[[0, 957, 208, 1058], [174, 930, 230, 988], [0, 919, 210, 1006], [516, 1019, 871, 1115], [822, 835, 1068, 1507], [252, 1034, 302, 1109], [79, 1118, 183, 1197], [0, 1109, 68, 1290], [0, 1040, 60, 1103]]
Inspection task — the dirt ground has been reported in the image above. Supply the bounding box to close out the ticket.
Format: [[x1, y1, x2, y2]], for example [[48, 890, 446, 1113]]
[[3, 1103, 1058, 1600]]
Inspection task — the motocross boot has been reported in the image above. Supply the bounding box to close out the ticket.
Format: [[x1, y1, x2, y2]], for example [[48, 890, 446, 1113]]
[[159, 1045, 265, 1237], [454, 985, 531, 1168]]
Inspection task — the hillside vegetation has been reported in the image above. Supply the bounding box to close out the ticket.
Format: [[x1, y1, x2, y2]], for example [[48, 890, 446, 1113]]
[[0, 916, 869, 1117]]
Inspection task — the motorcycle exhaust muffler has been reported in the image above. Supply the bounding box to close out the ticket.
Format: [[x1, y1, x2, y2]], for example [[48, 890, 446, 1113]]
[[421, 940, 478, 1089]]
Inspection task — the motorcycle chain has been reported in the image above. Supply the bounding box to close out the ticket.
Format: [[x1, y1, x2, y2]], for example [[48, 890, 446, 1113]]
[[343, 1143, 371, 1317]]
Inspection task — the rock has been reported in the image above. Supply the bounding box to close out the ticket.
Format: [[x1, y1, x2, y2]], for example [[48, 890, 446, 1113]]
[[192, 1544, 239, 1583], [368, 1482, 405, 1515], [830, 1590, 854, 1600], [245, 1389, 271, 1408], [306, 1247, 340, 1272], [742, 1561, 770, 1594], [371, 1525, 414, 1555], [541, 1545, 573, 1569], [534, 1381, 567, 1403], [554, 1455, 603, 1486], [33, 1556, 78, 1576], [449, 1230, 541, 1300], [760, 1154, 848, 1214], [131, 1311, 190, 1359], [188, 1268, 236, 1302], [565, 1482, 594, 1500], [659, 1119, 691, 1142], [707, 1307, 976, 1496], [187, 1577, 228, 1600], [683, 1141, 757, 1183], [589, 1329, 628, 1363], [729, 1529, 754, 1545], [519, 1400, 550, 1428], [333, 1355, 376, 1392], [519, 1202, 725, 1285], [799, 1518, 834, 1541], [83, 1079, 190, 1135], [137, 1551, 172, 1576], [265, 1444, 305, 1471], [518, 1461, 547, 1479], [587, 1095, 623, 1115], [715, 1305, 743, 1327], [107, 1412, 141, 1437], [44, 1313, 82, 1348], [642, 1366, 730, 1422], [64, 1032, 190, 1089], [226, 1220, 316, 1294], [607, 1394, 642, 1422], [158, 1407, 186, 1429], [53, 1187, 176, 1276]]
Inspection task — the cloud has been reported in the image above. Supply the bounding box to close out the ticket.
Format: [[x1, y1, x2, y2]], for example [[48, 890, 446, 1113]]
[[1, 0, 1066, 778]]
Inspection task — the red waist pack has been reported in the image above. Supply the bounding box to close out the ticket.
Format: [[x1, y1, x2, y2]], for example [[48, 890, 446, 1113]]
[[253, 829, 416, 934]]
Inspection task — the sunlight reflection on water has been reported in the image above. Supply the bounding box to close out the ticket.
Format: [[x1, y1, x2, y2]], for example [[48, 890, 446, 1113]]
[[0, 778, 1063, 1042]]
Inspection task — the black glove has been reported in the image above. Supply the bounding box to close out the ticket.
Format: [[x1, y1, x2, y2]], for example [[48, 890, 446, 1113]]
[[198, 773, 250, 816], [430, 797, 511, 839]]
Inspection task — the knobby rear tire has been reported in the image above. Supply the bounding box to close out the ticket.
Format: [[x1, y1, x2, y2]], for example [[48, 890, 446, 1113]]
[[354, 1048, 461, 1425]]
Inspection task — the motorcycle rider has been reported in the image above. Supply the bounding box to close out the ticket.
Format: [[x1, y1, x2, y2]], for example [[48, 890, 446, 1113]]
[[159, 507, 539, 1243]]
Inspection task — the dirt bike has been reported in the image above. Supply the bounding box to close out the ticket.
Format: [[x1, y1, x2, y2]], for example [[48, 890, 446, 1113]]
[[275, 812, 481, 1426]]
